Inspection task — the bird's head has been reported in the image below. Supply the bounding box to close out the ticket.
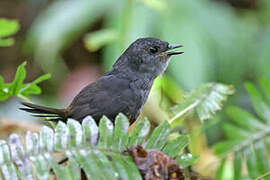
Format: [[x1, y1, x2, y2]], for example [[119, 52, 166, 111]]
[[114, 37, 183, 78]]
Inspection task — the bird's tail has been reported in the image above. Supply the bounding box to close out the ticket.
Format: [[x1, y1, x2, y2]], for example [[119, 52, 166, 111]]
[[20, 102, 67, 122]]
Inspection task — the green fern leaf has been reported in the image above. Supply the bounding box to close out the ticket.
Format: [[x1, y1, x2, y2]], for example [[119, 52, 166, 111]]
[[170, 82, 234, 123], [0, 114, 197, 179], [214, 79, 270, 179]]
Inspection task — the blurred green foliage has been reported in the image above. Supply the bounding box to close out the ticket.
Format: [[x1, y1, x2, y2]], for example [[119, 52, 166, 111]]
[[214, 78, 270, 179], [24, 0, 270, 93], [0, 18, 19, 47], [0, 61, 51, 101]]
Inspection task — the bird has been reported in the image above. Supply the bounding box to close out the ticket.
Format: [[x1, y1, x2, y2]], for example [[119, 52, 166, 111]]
[[20, 37, 183, 124]]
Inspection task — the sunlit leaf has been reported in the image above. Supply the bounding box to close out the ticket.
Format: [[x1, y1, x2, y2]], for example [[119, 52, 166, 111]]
[[170, 83, 234, 123], [0, 18, 20, 47], [0, 61, 51, 101]]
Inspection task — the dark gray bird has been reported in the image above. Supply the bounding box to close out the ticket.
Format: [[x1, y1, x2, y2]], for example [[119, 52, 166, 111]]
[[20, 37, 183, 123]]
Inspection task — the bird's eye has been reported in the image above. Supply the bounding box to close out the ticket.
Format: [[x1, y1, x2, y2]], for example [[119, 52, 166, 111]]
[[149, 46, 158, 54]]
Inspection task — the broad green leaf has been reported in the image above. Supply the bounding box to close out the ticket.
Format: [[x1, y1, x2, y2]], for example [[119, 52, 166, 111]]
[[113, 113, 129, 151], [162, 135, 189, 157], [233, 152, 242, 180], [226, 106, 265, 131], [145, 120, 170, 150], [128, 118, 151, 146], [98, 116, 114, 149], [0, 18, 19, 47], [246, 82, 270, 123], [176, 153, 199, 168], [170, 83, 234, 123]]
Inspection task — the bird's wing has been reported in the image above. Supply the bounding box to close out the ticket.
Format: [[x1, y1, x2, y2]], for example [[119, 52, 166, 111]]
[[68, 75, 134, 121]]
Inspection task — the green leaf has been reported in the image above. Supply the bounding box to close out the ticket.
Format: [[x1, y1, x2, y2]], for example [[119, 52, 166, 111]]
[[0, 114, 193, 179], [254, 141, 269, 175], [176, 153, 199, 168], [20, 73, 51, 97], [0, 61, 51, 101], [98, 116, 114, 149], [54, 122, 69, 150], [10, 61, 27, 96], [64, 157, 81, 180], [145, 120, 170, 150], [113, 113, 129, 151], [9, 134, 34, 179], [215, 81, 270, 179], [82, 116, 99, 146], [0, 140, 19, 180], [92, 151, 118, 180], [223, 123, 250, 139], [244, 146, 260, 179], [214, 140, 242, 156], [226, 106, 265, 131], [162, 135, 189, 157], [84, 29, 118, 51], [0, 18, 20, 47], [110, 153, 142, 180], [216, 158, 226, 180], [170, 83, 234, 123], [260, 78, 270, 106], [246, 82, 270, 123], [67, 120, 83, 147], [128, 118, 151, 146], [233, 152, 242, 180]]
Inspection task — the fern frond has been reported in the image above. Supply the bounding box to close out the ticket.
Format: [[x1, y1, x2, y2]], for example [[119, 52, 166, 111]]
[[169, 82, 234, 123], [214, 79, 270, 179], [0, 114, 196, 179]]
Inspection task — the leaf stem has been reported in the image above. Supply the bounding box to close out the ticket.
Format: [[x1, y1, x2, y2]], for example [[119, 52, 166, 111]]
[[255, 170, 270, 180], [168, 99, 200, 123]]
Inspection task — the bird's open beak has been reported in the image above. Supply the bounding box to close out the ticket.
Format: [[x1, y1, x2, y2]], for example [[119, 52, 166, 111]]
[[166, 44, 184, 56]]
